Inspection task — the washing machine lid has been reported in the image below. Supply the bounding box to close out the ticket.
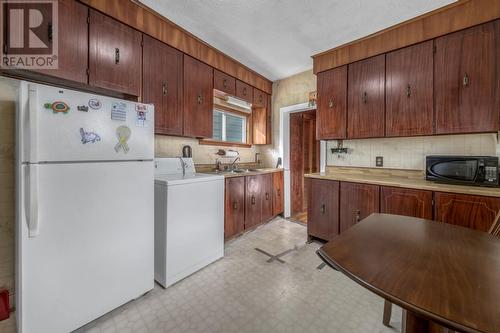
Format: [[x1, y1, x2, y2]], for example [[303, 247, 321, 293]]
[[154, 173, 223, 186]]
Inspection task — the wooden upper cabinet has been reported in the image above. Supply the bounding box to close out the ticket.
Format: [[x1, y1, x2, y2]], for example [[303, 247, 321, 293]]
[[316, 66, 347, 139], [34, 0, 88, 83], [386, 41, 434, 137], [434, 192, 500, 232], [143, 35, 183, 136], [340, 182, 379, 233], [380, 186, 433, 220], [435, 21, 500, 134], [183, 55, 213, 138], [213, 69, 235, 95], [307, 179, 339, 241], [261, 174, 274, 222], [252, 106, 267, 145], [273, 171, 284, 216], [235, 80, 253, 103], [224, 177, 245, 240], [347, 55, 385, 138], [88, 10, 142, 96], [245, 175, 262, 229], [252, 88, 267, 108]]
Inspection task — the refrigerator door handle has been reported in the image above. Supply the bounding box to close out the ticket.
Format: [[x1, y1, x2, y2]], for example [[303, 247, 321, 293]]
[[28, 84, 38, 162], [28, 164, 40, 237]]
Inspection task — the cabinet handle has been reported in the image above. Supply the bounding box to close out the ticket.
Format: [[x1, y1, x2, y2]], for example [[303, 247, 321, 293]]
[[328, 98, 334, 108], [251, 195, 255, 205], [265, 192, 269, 200], [48, 24, 53, 43], [406, 84, 411, 97], [356, 209, 361, 222], [233, 201, 238, 210], [463, 73, 469, 87], [243, 87, 247, 95], [259, 95, 263, 103], [115, 48, 120, 64], [223, 79, 227, 88], [162, 82, 168, 96], [362, 92, 367, 104], [197, 95, 203, 104], [320, 204, 326, 214]]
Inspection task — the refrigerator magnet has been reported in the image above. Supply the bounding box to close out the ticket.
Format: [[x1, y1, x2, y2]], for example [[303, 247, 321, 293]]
[[114, 125, 131, 153], [77, 105, 89, 112], [111, 102, 127, 121], [80, 128, 101, 144], [44, 101, 70, 114], [88, 98, 102, 110]]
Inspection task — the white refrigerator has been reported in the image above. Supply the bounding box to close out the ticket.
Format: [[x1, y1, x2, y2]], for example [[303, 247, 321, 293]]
[[16, 81, 154, 333]]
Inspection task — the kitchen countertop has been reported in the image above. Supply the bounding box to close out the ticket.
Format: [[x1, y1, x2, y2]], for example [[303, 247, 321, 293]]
[[305, 167, 500, 198], [202, 168, 283, 178]]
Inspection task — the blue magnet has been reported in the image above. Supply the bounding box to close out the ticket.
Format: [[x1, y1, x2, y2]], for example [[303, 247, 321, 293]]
[[80, 128, 101, 144]]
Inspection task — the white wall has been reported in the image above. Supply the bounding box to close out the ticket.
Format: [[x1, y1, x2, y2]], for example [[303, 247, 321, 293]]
[[327, 133, 499, 170]]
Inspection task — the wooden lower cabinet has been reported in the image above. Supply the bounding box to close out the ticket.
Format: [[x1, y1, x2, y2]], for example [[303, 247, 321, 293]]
[[273, 171, 284, 215], [434, 192, 500, 232], [224, 171, 283, 240], [261, 174, 274, 222], [224, 177, 245, 240], [380, 186, 433, 220], [307, 179, 339, 241], [340, 182, 379, 233]]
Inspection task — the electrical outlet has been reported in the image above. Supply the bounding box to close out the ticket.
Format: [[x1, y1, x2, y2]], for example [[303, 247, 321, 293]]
[[375, 156, 383, 167]]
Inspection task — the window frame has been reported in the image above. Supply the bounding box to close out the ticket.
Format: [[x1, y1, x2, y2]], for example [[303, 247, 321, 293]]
[[200, 106, 252, 147]]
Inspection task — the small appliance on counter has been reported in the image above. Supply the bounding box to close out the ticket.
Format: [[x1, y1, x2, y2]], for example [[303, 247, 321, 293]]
[[182, 145, 192, 158], [426, 156, 499, 187]]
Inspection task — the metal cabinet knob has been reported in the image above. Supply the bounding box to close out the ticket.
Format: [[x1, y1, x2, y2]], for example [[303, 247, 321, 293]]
[[463, 73, 470, 87], [162, 82, 168, 96], [197, 95, 203, 104], [320, 204, 326, 214], [233, 201, 238, 210], [115, 48, 120, 64], [251, 196, 255, 205], [406, 84, 411, 97], [362, 92, 367, 104], [328, 99, 334, 108]]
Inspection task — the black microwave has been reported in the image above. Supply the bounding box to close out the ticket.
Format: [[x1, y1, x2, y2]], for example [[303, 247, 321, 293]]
[[426, 156, 499, 187]]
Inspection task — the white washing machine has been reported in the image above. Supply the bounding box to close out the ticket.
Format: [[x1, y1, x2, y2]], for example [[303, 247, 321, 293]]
[[154, 158, 224, 288]]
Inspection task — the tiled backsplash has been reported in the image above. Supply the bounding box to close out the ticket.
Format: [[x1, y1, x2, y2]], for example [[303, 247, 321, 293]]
[[327, 133, 499, 170], [155, 135, 275, 167]]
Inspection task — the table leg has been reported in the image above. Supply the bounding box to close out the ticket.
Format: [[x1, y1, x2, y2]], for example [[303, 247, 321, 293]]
[[382, 300, 392, 326], [402, 310, 450, 333]]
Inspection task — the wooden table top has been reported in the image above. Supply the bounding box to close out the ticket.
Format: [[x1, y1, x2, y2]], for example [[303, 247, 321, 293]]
[[317, 214, 500, 333]]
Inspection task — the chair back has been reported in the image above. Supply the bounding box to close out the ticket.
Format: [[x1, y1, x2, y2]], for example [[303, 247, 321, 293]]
[[488, 210, 500, 237]]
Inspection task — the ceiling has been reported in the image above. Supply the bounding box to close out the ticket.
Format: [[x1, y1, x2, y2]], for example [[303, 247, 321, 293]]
[[139, 0, 456, 81]]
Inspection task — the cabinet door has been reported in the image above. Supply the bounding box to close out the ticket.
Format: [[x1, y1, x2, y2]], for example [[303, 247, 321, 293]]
[[89, 10, 142, 96], [183, 55, 214, 138], [340, 182, 380, 233], [143, 35, 183, 136], [307, 179, 339, 241], [261, 174, 274, 222], [252, 106, 267, 144], [245, 175, 262, 229], [316, 66, 347, 139], [435, 21, 500, 134], [273, 171, 284, 216], [33, 0, 88, 83], [386, 41, 434, 137], [266, 95, 272, 145], [434, 192, 500, 232], [213, 70, 235, 95], [252, 88, 267, 108], [347, 55, 385, 138], [380, 186, 433, 220], [235, 80, 253, 103], [224, 177, 245, 240]]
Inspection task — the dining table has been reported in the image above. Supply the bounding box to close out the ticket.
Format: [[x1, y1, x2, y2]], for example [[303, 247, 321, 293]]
[[317, 213, 500, 333]]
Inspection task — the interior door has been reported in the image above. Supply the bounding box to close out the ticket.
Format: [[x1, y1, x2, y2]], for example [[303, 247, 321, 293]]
[[19, 161, 153, 333]]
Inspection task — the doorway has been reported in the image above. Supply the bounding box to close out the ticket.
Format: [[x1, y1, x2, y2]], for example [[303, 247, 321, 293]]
[[289, 110, 320, 223]]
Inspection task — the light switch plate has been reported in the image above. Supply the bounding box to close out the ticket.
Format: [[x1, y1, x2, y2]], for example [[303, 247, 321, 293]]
[[376, 156, 383, 167]]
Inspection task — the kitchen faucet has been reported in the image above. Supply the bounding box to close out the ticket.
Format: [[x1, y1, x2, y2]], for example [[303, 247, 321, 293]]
[[230, 156, 240, 171]]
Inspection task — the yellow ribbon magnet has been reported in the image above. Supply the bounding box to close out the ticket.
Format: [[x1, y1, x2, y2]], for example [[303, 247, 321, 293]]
[[114, 125, 131, 154]]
